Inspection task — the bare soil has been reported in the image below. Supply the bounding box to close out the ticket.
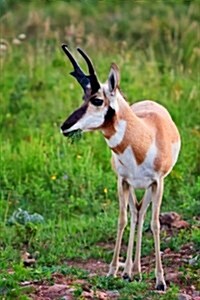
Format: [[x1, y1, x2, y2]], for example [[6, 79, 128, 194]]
[[24, 242, 199, 300]]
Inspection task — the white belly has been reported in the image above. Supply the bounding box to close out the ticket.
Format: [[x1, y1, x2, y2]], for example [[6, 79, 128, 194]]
[[112, 145, 159, 189]]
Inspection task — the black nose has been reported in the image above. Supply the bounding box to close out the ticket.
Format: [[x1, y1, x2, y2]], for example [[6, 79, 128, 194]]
[[60, 119, 74, 134], [60, 123, 69, 136], [60, 123, 67, 132], [60, 124, 70, 137]]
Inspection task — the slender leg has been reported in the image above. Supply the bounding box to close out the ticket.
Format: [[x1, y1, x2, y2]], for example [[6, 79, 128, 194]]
[[122, 189, 138, 281], [107, 177, 129, 276], [151, 178, 166, 291], [132, 187, 152, 279]]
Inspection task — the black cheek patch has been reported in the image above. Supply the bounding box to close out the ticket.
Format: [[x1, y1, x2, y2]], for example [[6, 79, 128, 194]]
[[61, 103, 88, 131], [103, 106, 115, 126]]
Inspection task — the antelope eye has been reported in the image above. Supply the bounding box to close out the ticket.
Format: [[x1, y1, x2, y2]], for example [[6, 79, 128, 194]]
[[90, 98, 103, 106]]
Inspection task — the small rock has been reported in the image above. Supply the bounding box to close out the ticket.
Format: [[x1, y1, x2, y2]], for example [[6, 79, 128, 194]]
[[193, 290, 200, 297], [161, 224, 169, 231], [73, 279, 86, 285], [20, 281, 32, 286], [160, 212, 180, 226], [164, 248, 171, 254], [166, 272, 183, 282], [82, 284, 92, 293], [163, 252, 181, 258], [159, 212, 189, 229], [181, 243, 194, 250], [107, 290, 120, 298], [81, 290, 94, 298], [60, 296, 71, 300], [189, 255, 199, 266], [172, 220, 189, 229], [178, 293, 192, 300], [96, 290, 107, 299], [47, 284, 67, 293]]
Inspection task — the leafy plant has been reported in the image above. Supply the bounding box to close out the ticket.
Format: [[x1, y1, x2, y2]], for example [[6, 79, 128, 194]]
[[7, 208, 44, 226]]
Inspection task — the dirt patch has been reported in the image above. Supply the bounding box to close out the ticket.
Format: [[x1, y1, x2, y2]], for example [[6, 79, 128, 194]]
[[22, 242, 199, 299], [66, 258, 108, 276]]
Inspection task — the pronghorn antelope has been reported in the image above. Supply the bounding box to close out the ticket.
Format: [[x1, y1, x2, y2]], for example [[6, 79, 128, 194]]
[[60, 45, 181, 291]]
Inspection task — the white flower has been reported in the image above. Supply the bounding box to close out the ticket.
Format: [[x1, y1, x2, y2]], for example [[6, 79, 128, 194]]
[[18, 33, 26, 40], [12, 38, 21, 45]]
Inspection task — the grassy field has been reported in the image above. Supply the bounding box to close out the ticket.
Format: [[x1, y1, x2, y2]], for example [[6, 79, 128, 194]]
[[0, 0, 200, 299]]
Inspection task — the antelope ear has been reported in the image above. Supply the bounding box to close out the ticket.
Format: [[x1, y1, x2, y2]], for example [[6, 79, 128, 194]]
[[108, 63, 120, 94]]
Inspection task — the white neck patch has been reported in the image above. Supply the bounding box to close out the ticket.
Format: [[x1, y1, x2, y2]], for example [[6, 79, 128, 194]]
[[105, 120, 127, 148]]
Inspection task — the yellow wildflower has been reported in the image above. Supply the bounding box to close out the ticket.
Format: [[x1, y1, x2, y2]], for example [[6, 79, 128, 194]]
[[104, 188, 108, 194]]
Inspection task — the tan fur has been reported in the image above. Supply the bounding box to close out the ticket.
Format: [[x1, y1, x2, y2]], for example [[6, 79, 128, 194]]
[[112, 102, 153, 165], [131, 100, 180, 174], [103, 99, 180, 173]]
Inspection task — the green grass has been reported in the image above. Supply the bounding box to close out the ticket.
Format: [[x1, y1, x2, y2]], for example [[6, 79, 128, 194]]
[[0, 0, 200, 299]]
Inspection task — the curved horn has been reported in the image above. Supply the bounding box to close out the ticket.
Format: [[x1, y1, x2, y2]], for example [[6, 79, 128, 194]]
[[77, 47, 95, 75], [77, 47, 100, 94], [61, 44, 90, 92], [62, 44, 81, 70]]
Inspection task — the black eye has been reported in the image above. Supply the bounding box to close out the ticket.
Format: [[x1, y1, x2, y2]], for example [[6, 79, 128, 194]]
[[90, 98, 103, 106]]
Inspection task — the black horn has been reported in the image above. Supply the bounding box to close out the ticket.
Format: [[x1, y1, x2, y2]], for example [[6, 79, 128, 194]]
[[61, 44, 90, 93], [77, 47, 100, 94]]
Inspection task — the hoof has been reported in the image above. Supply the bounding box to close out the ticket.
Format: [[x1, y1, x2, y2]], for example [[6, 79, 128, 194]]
[[122, 273, 132, 282], [156, 282, 167, 291]]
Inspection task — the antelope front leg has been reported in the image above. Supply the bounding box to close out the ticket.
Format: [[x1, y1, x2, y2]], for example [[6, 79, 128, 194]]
[[132, 188, 152, 280], [122, 190, 138, 281], [108, 178, 129, 277], [151, 179, 166, 291]]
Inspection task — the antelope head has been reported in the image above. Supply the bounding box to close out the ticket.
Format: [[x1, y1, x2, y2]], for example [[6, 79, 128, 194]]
[[60, 45, 121, 137]]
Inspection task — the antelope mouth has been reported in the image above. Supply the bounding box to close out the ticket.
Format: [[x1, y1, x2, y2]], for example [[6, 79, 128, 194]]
[[62, 129, 82, 141]]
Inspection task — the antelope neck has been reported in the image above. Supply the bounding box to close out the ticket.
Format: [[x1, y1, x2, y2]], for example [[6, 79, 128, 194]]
[[102, 103, 153, 165]]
